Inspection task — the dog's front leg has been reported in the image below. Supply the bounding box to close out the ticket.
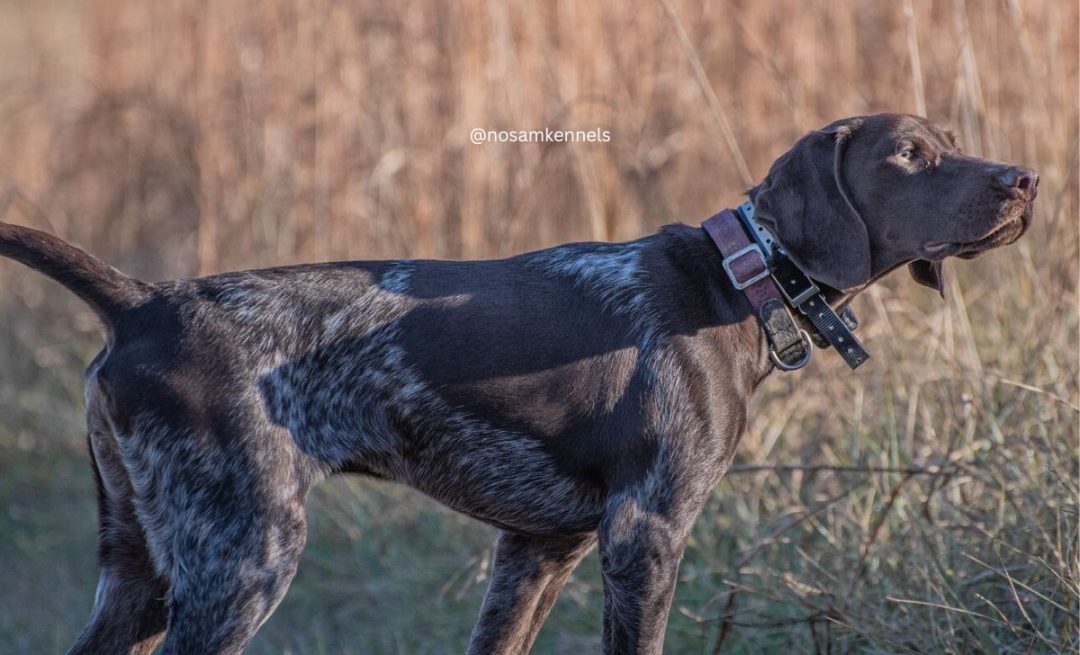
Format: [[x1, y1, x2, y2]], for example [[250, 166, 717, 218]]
[[467, 531, 596, 654], [598, 488, 705, 655]]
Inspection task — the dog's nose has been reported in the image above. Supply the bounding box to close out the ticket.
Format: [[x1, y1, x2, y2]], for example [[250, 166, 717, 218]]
[[998, 166, 1039, 197]]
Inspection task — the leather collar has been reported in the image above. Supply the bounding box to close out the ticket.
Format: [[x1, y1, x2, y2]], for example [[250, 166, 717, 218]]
[[701, 202, 869, 370]]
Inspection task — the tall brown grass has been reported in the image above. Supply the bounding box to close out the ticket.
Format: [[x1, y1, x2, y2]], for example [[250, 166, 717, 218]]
[[0, 0, 1075, 652]]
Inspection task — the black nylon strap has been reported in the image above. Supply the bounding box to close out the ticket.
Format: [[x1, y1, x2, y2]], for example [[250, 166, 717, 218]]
[[797, 293, 869, 368], [734, 203, 870, 370], [768, 253, 869, 368]]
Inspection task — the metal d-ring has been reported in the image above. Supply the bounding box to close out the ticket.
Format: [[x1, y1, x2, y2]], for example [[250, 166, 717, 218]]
[[770, 329, 814, 371]]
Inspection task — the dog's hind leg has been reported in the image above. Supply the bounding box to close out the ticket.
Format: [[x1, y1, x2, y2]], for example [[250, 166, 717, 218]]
[[67, 412, 168, 655], [467, 531, 596, 655], [157, 512, 307, 655], [150, 425, 310, 655]]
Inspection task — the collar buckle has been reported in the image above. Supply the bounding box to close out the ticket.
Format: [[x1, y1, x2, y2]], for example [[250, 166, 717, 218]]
[[778, 277, 819, 308], [703, 203, 871, 372], [721, 243, 769, 290]]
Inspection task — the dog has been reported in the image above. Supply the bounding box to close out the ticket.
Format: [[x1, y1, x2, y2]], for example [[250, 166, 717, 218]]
[[0, 113, 1036, 654]]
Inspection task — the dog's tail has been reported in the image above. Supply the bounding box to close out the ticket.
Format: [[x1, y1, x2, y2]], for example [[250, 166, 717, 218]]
[[0, 221, 151, 327]]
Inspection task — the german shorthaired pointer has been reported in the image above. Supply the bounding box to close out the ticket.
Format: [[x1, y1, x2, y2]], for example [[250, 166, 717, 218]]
[[0, 113, 1036, 654]]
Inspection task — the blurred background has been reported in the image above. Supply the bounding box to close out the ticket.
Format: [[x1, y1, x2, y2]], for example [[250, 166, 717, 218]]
[[0, 0, 1076, 652]]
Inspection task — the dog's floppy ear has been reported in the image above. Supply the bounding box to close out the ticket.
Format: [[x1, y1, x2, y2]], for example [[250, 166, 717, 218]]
[[751, 118, 870, 291], [908, 259, 945, 298]]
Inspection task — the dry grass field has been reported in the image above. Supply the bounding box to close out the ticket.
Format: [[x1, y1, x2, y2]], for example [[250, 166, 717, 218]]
[[0, 0, 1076, 652]]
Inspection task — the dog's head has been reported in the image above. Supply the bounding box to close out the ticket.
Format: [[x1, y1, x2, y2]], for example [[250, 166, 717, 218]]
[[749, 113, 1037, 295]]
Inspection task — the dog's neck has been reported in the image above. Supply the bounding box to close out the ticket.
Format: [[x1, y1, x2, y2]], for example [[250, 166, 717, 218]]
[[833, 257, 920, 311], [653, 223, 780, 381]]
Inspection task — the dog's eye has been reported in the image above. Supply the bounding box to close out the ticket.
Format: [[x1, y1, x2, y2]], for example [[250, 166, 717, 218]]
[[898, 146, 917, 161]]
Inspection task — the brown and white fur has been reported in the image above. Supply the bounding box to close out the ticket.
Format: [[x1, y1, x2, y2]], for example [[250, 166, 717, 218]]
[[0, 114, 1037, 654]]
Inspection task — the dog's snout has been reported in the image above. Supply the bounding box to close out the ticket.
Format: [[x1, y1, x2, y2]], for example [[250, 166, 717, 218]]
[[998, 166, 1039, 198]]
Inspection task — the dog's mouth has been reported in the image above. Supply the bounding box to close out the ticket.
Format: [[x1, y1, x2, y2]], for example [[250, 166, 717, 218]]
[[922, 199, 1034, 260]]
